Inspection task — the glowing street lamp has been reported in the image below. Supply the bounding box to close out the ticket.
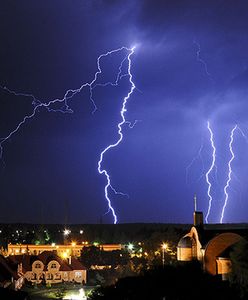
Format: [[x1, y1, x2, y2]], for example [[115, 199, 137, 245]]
[[128, 243, 134, 252], [162, 243, 168, 267], [63, 229, 71, 236]]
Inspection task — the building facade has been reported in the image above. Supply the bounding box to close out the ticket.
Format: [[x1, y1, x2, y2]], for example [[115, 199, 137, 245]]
[[177, 205, 247, 279], [9, 251, 87, 285], [8, 243, 122, 257]]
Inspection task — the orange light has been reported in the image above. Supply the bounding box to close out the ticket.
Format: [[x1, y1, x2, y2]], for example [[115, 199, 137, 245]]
[[62, 252, 68, 259], [162, 243, 168, 250]]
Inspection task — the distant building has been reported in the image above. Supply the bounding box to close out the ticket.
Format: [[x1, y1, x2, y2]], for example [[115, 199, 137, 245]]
[[8, 243, 122, 257], [8, 251, 87, 285], [177, 196, 248, 280]]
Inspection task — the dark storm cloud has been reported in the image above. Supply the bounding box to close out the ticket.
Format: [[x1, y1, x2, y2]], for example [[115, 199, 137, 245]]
[[137, 0, 248, 36], [127, 0, 248, 124]]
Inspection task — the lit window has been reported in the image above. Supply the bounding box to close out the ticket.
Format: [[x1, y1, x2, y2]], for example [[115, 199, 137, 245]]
[[75, 271, 82, 278], [51, 263, 57, 269]]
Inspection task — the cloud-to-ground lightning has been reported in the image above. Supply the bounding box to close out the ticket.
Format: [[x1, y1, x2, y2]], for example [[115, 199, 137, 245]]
[[97, 47, 136, 224], [220, 125, 238, 223], [205, 121, 217, 223], [0, 46, 136, 224]]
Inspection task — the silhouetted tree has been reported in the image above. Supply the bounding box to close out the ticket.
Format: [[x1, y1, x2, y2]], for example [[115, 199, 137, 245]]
[[230, 239, 248, 299], [89, 261, 238, 300]]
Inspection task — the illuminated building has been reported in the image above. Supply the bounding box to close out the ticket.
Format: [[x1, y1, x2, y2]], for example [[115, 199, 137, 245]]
[[8, 243, 122, 257], [8, 251, 86, 285], [177, 196, 248, 280]]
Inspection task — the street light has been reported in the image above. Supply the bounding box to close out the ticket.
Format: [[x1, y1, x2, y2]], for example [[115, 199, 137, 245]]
[[162, 243, 168, 267], [63, 229, 71, 236], [127, 243, 134, 253]]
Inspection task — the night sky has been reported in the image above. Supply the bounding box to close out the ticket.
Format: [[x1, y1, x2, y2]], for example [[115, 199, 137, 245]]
[[1, 1, 248, 224]]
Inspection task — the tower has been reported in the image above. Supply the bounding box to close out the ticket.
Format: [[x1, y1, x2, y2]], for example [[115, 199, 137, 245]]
[[193, 194, 203, 227]]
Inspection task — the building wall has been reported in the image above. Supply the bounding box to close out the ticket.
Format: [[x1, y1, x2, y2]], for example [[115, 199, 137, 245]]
[[70, 270, 87, 284], [24, 269, 86, 284], [177, 227, 203, 262], [23, 259, 86, 285], [204, 233, 242, 275], [216, 257, 232, 280], [177, 247, 192, 261]]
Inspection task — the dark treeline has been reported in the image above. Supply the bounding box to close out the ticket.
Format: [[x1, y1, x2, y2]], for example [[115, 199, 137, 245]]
[[0, 223, 191, 247], [89, 261, 239, 300], [87, 239, 248, 300]]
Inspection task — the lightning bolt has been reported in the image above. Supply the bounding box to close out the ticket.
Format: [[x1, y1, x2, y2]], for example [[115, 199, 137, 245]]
[[220, 125, 237, 223], [193, 40, 214, 82], [237, 126, 248, 143], [0, 46, 136, 224], [97, 47, 136, 224], [185, 138, 205, 185], [205, 121, 217, 223], [0, 46, 132, 158]]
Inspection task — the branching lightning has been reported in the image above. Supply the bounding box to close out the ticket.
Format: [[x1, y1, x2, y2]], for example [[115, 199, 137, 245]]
[[0, 46, 136, 224], [205, 121, 217, 223], [220, 125, 237, 223], [97, 47, 136, 224], [193, 40, 212, 78], [185, 138, 205, 185], [0, 46, 133, 158], [237, 126, 248, 143]]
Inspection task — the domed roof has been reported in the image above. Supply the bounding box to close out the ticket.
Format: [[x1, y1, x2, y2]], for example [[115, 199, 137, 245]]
[[178, 236, 192, 248]]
